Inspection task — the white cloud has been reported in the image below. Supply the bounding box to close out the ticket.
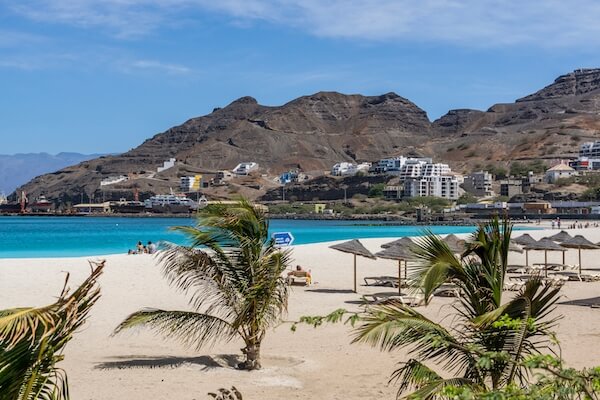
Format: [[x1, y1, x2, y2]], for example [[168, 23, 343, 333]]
[[121, 59, 193, 74], [0, 30, 47, 47], [4, 0, 600, 46]]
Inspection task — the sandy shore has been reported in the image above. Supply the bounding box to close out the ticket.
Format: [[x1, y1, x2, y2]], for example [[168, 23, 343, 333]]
[[2, 225, 600, 399]]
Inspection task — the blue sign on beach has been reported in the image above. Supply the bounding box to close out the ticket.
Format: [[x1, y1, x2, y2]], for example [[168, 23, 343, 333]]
[[272, 231, 295, 246]]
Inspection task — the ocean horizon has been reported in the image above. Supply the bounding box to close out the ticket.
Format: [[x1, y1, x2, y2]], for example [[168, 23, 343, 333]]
[[0, 216, 489, 259]]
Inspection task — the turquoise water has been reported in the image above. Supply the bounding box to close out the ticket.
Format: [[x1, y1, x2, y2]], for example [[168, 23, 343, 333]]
[[0, 216, 482, 258]]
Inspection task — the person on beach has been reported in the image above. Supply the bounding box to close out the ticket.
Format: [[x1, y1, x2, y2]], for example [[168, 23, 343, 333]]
[[147, 241, 156, 254], [136, 241, 144, 253]]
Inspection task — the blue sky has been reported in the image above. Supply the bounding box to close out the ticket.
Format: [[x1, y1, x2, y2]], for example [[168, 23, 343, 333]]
[[2, 0, 600, 154]]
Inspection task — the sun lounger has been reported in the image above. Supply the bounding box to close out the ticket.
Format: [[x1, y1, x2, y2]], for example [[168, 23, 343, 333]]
[[580, 273, 600, 282], [361, 293, 424, 307], [533, 263, 573, 271], [550, 271, 582, 282], [363, 276, 399, 287], [507, 264, 528, 273], [286, 271, 311, 285]]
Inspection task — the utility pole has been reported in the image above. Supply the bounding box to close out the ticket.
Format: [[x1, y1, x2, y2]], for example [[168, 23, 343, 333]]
[[282, 186, 285, 202]]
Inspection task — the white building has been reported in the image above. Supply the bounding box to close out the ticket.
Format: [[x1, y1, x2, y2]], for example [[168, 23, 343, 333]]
[[157, 158, 176, 173], [463, 171, 494, 197], [233, 162, 258, 175], [374, 156, 409, 174], [180, 175, 202, 192], [397, 160, 449, 180], [580, 141, 600, 158], [356, 162, 372, 173], [398, 159, 427, 179], [403, 175, 460, 200], [331, 162, 357, 176], [422, 163, 452, 176], [570, 142, 600, 170], [545, 163, 577, 183], [100, 175, 129, 186]]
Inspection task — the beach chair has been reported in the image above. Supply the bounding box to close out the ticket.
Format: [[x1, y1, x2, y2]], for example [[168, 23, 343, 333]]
[[550, 271, 582, 282], [363, 276, 399, 287], [286, 271, 311, 286], [506, 264, 528, 274], [361, 293, 424, 307], [580, 273, 600, 282]]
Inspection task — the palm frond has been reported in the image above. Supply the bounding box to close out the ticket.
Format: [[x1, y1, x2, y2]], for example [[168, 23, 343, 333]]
[[404, 377, 481, 400], [410, 233, 464, 303], [115, 309, 237, 350], [0, 260, 104, 400], [353, 299, 477, 378], [390, 359, 442, 396]]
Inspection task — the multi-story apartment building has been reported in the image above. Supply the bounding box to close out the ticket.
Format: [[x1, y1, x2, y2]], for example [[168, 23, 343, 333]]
[[463, 171, 494, 197], [403, 175, 460, 200]]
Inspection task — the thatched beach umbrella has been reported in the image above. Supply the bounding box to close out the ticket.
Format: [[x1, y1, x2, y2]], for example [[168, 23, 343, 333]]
[[548, 230, 573, 243], [513, 234, 538, 246], [330, 239, 376, 292], [443, 234, 466, 254], [524, 238, 567, 277], [560, 235, 600, 275], [381, 237, 414, 249], [513, 234, 538, 266], [375, 245, 415, 294]]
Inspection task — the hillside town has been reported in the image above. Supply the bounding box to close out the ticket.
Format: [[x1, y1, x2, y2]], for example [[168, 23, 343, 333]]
[[3, 139, 600, 221]]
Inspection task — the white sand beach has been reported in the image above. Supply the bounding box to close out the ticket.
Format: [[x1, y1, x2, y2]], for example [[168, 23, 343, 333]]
[[2, 226, 600, 399]]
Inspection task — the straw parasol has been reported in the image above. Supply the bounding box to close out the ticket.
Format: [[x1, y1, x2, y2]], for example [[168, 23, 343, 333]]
[[560, 235, 600, 275], [513, 234, 538, 266], [524, 238, 567, 277], [513, 234, 538, 246], [548, 230, 573, 243], [329, 239, 377, 292], [443, 234, 466, 254], [375, 245, 415, 294], [381, 237, 414, 249]]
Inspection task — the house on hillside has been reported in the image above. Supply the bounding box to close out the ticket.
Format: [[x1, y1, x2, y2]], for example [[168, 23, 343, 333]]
[[545, 163, 577, 183], [331, 162, 357, 176], [233, 162, 258, 175]]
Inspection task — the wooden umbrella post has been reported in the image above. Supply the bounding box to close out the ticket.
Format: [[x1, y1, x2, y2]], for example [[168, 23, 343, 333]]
[[398, 260, 402, 295], [526, 250, 529, 267], [562, 250, 565, 265], [545, 250, 548, 278], [579, 247, 582, 276], [353, 254, 357, 293]]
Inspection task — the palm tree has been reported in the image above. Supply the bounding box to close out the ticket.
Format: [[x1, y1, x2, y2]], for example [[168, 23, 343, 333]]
[[115, 199, 290, 370], [353, 217, 561, 399], [0, 260, 104, 400]]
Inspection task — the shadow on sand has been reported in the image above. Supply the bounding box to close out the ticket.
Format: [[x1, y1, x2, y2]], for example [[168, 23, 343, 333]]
[[305, 288, 355, 294], [95, 354, 240, 371]]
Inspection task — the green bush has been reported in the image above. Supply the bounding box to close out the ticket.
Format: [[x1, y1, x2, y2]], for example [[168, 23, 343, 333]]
[[457, 193, 477, 204], [368, 183, 385, 198]]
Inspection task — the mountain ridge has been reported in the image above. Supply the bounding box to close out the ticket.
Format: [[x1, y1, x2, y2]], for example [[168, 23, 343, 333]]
[[0, 153, 104, 195], [15, 68, 600, 203]]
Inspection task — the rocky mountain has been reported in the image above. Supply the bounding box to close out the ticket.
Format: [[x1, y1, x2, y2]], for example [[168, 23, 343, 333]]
[[0, 152, 102, 196], [16, 68, 600, 203]]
